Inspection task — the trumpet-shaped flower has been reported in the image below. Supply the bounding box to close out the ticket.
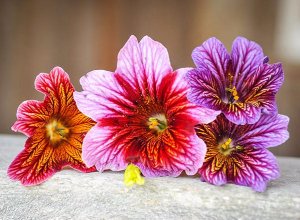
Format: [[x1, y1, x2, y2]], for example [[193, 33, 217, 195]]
[[186, 37, 284, 125], [8, 67, 96, 186], [196, 114, 289, 192], [74, 35, 219, 177]]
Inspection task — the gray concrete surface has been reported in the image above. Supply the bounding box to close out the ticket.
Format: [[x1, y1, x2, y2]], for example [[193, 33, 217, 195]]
[[0, 134, 299, 220]]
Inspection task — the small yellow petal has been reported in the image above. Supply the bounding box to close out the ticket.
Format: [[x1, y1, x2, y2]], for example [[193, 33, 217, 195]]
[[124, 164, 145, 187]]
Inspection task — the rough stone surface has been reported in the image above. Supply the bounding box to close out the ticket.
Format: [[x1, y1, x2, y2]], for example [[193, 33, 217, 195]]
[[0, 134, 300, 220]]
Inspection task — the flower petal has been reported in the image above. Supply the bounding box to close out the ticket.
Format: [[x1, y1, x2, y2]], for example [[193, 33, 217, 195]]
[[81, 125, 128, 171], [231, 37, 265, 89], [136, 133, 206, 177], [7, 131, 55, 186], [233, 147, 279, 192], [222, 102, 261, 125], [236, 114, 289, 148], [116, 35, 172, 97], [34, 66, 75, 115], [241, 63, 284, 115], [186, 68, 224, 113], [74, 70, 131, 121], [7, 129, 94, 186], [198, 146, 280, 192], [11, 100, 49, 136], [192, 37, 230, 92]]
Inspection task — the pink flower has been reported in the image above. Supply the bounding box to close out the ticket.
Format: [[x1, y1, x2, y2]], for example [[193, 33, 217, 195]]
[[74, 35, 219, 177]]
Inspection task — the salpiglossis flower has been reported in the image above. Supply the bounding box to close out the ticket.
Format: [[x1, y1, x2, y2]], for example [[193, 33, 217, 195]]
[[196, 114, 289, 192], [186, 37, 284, 125], [8, 67, 96, 186], [74, 35, 219, 179]]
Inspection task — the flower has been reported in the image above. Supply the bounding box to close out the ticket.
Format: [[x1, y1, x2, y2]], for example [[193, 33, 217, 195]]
[[8, 67, 96, 186], [186, 37, 284, 125], [196, 114, 289, 192], [74, 35, 219, 178]]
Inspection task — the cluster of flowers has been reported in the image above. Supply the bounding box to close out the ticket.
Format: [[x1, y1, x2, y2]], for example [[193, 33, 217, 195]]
[[8, 36, 289, 192]]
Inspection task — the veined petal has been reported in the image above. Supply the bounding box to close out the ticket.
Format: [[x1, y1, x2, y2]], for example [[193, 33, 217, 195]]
[[116, 35, 173, 97], [241, 63, 284, 115], [223, 102, 261, 125], [34, 67, 75, 115], [198, 147, 279, 192], [168, 68, 220, 124], [192, 37, 230, 92], [140, 36, 173, 91], [186, 68, 225, 113], [7, 130, 55, 186], [136, 133, 206, 177], [233, 147, 279, 192], [55, 137, 96, 173], [11, 100, 49, 136], [231, 37, 265, 89], [82, 125, 127, 171], [74, 70, 131, 121], [237, 114, 289, 148]]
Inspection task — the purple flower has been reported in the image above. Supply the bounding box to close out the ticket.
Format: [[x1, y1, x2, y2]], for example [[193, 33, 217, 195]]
[[74, 35, 219, 178], [186, 37, 284, 125], [196, 113, 289, 192]]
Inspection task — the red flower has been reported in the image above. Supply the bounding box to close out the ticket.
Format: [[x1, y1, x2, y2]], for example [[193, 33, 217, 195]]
[[8, 67, 96, 186]]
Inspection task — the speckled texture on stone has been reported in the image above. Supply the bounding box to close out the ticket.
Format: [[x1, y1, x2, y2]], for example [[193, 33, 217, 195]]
[[0, 134, 300, 220]]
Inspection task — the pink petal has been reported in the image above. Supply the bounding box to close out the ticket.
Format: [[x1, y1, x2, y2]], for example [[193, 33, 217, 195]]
[[82, 125, 127, 172], [74, 70, 130, 121], [116, 35, 173, 97]]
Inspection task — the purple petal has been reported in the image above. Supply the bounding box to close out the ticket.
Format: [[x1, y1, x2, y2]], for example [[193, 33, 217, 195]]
[[223, 102, 262, 125], [241, 63, 284, 115], [231, 37, 265, 89], [233, 147, 280, 192], [199, 155, 227, 186], [198, 146, 280, 192], [236, 114, 289, 148], [186, 68, 225, 112], [192, 37, 230, 92]]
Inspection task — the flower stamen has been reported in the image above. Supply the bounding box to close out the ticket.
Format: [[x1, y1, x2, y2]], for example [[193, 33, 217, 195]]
[[226, 86, 239, 101], [46, 120, 69, 144], [147, 114, 167, 132], [124, 164, 145, 187]]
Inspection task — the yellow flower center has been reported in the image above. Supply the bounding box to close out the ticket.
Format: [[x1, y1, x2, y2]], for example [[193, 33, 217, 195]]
[[147, 114, 167, 133], [124, 164, 145, 187], [46, 119, 69, 144], [226, 86, 239, 101], [218, 138, 244, 156]]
